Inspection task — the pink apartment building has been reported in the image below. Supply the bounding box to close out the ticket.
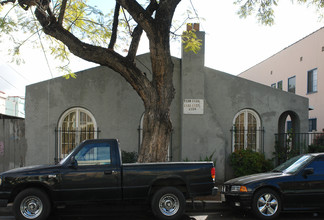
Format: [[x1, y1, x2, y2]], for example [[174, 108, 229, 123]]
[[240, 27, 324, 132]]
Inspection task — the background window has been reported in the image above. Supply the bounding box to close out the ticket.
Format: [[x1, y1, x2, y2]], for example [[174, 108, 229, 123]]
[[277, 81, 283, 90], [232, 109, 261, 152], [58, 108, 98, 159], [288, 76, 296, 93], [307, 68, 317, 93], [309, 118, 317, 132], [286, 121, 292, 132]]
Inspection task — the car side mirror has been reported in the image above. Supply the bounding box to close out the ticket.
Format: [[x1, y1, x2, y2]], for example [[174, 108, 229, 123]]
[[303, 168, 314, 178], [70, 156, 78, 169]]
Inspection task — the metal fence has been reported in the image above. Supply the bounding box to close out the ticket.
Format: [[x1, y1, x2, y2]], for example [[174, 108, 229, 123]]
[[274, 132, 324, 165], [0, 117, 26, 172], [54, 127, 101, 163]]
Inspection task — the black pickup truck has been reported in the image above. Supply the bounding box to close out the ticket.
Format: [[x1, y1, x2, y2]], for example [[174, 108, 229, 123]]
[[0, 139, 216, 220]]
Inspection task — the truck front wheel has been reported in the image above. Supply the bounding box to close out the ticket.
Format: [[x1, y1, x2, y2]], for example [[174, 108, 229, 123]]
[[151, 187, 185, 220], [13, 188, 51, 220]]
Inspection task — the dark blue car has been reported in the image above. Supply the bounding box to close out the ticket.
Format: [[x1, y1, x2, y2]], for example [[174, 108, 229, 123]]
[[221, 153, 324, 219]]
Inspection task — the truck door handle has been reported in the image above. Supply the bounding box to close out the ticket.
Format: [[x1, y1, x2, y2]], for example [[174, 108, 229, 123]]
[[104, 170, 117, 175]]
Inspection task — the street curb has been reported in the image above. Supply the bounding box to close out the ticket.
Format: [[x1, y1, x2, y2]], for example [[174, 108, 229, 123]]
[[186, 200, 230, 212]]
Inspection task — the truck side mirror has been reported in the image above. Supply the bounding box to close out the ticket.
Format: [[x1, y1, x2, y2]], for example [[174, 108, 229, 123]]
[[70, 156, 78, 168]]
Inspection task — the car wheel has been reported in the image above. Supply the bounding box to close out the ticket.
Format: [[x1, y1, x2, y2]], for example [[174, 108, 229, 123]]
[[252, 188, 281, 219], [13, 188, 51, 220], [151, 187, 185, 220]]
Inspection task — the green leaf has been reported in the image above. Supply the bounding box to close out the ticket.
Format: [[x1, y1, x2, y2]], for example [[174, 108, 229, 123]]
[[182, 30, 202, 53], [235, 0, 278, 26], [62, 72, 77, 79], [59, 65, 77, 79]]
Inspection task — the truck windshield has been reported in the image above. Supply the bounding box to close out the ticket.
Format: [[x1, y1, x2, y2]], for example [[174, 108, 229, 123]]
[[272, 155, 313, 174], [59, 151, 74, 165]]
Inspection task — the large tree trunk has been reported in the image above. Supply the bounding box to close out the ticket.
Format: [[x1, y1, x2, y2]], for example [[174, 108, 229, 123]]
[[138, 108, 172, 162], [138, 19, 176, 162], [138, 46, 174, 162]]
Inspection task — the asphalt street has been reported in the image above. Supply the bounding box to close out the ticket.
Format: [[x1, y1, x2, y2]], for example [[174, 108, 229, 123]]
[[0, 202, 322, 220], [0, 210, 322, 220]]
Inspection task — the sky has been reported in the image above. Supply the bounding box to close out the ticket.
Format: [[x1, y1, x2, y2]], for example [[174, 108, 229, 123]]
[[0, 0, 323, 96]]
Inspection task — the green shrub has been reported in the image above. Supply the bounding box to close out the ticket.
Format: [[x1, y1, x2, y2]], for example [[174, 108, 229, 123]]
[[229, 149, 273, 177], [121, 150, 138, 163], [183, 151, 217, 165], [273, 140, 301, 165], [308, 145, 324, 153], [200, 151, 217, 164]]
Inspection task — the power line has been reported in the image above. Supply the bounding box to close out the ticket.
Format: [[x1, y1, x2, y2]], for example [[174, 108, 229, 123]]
[[0, 58, 31, 83], [0, 75, 20, 91], [32, 10, 54, 165]]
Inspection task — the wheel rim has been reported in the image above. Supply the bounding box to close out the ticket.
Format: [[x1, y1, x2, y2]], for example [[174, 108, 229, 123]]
[[20, 196, 43, 219], [158, 193, 180, 216], [257, 193, 278, 217]]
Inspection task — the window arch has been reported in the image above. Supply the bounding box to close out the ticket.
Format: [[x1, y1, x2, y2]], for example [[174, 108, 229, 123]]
[[232, 109, 261, 152], [57, 107, 98, 160]]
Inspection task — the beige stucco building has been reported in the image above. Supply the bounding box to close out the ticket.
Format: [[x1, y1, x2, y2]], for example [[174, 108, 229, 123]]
[[240, 27, 324, 132]]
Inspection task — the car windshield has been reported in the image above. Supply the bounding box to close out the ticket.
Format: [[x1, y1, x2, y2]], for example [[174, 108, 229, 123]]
[[272, 155, 313, 174]]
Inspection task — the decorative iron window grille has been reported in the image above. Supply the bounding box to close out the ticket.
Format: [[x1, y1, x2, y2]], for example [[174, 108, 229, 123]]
[[230, 127, 265, 153]]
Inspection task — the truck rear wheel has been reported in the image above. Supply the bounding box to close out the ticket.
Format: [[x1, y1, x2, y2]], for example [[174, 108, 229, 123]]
[[13, 188, 51, 220], [151, 187, 185, 220]]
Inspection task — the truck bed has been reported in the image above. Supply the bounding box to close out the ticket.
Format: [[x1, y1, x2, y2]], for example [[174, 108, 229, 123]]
[[122, 162, 214, 200]]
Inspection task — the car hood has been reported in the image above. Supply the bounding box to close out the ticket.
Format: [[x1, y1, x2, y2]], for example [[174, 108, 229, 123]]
[[1, 164, 59, 176], [225, 172, 284, 185]]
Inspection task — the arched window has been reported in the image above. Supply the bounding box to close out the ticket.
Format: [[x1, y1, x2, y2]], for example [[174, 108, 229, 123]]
[[232, 109, 261, 152], [57, 108, 98, 160]]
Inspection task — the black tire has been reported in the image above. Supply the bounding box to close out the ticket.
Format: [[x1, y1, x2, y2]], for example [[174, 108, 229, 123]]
[[151, 187, 186, 220], [252, 188, 281, 220], [13, 188, 51, 220]]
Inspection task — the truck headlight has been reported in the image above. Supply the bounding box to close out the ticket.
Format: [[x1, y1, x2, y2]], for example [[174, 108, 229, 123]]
[[231, 185, 248, 192]]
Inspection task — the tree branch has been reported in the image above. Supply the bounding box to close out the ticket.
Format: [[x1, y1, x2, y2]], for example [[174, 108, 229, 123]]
[[117, 0, 156, 38], [156, 0, 181, 27], [126, 25, 142, 61], [126, 0, 158, 61], [58, 0, 68, 26], [121, 6, 132, 35], [0, 0, 15, 6], [108, 2, 120, 49], [41, 20, 153, 104]]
